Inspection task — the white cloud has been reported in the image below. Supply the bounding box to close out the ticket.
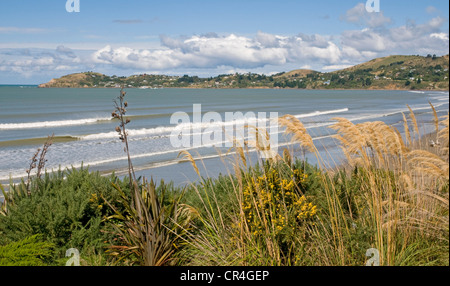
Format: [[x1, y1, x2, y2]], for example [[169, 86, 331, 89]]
[[341, 3, 392, 28], [0, 46, 84, 76], [426, 6, 438, 14], [341, 29, 388, 52], [340, 16, 449, 57], [430, 33, 449, 41], [91, 33, 345, 71], [255, 31, 287, 48], [1, 12, 448, 82]]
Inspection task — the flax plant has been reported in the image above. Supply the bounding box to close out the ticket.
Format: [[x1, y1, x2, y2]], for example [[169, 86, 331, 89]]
[[105, 88, 193, 266]]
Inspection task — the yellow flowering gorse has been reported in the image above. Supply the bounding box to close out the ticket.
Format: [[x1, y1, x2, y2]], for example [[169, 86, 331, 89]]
[[241, 167, 317, 238]]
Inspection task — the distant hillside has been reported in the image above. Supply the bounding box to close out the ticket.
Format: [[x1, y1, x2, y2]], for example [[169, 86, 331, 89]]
[[340, 55, 449, 73], [321, 54, 449, 90], [38, 72, 107, 88], [274, 69, 318, 79], [39, 54, 449, 90]]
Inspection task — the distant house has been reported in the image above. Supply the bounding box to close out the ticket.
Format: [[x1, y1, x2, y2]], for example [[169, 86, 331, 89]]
[[323, 80, 331, 85]]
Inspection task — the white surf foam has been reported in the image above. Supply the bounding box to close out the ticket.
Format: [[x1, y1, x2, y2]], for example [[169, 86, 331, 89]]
[[0, 117, 111, 130], [77, 108, 349, 141]]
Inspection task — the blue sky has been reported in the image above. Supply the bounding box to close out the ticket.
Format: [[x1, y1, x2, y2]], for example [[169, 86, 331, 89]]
[[0, 0, 449, 84]]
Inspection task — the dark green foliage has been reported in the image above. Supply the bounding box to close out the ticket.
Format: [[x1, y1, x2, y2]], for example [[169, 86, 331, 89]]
[[0, 235, 54, 266], [0, 167, 130, 262], [104, 178, 193, 266], [291, 160, 323, 195]]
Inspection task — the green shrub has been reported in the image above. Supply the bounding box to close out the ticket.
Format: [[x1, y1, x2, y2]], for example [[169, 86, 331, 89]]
[[0, 234, 54, 266], [0, 167, 130, 263]]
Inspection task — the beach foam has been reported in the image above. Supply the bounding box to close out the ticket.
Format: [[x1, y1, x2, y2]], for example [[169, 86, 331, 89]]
[[77, 108, 349, 141], [0, 117, 112, 130]]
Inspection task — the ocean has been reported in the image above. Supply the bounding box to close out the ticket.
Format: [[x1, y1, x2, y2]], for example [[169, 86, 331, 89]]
[[0, 86, 448, 189]]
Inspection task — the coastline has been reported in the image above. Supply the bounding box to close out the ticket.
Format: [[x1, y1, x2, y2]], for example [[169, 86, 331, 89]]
[[1, 128, 443, 200], [34, 86, 450, 92], [1, 87, 447, 199]]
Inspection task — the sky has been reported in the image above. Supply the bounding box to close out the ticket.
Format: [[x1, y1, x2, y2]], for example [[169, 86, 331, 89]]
[[0, 0, 449, 84]]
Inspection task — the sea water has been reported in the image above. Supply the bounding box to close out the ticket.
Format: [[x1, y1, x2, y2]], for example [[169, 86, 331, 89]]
[[0, 86, 448, 188]]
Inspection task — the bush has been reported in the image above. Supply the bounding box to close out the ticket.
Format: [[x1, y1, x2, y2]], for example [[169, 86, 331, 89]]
[[0, 235, 54, 266], [0, 167, 130, 264]]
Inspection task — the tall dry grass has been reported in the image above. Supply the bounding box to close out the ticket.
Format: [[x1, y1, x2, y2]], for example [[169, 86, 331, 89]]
[[283, 104, 448, 265], [180, 104, 449, 266]]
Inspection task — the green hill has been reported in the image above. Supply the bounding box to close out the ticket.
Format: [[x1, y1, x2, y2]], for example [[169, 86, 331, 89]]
[[38, 54, 449, 90], [38, 72, 108, 88], [273, 69, 318, 79], [327, 54, 449, 90]]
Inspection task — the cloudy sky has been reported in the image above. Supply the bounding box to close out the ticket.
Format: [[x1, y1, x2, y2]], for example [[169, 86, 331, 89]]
[[0, 0, 448, 84]]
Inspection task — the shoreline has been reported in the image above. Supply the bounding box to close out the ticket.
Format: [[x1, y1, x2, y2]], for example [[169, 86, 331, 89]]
[[2, 84, 448, 92], [1, 128, 444, 200], [32, 86, 450, 92]]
